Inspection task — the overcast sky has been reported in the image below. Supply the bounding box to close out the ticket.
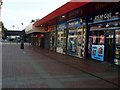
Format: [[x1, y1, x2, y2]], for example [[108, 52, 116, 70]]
[[1, 0, 70, 30]]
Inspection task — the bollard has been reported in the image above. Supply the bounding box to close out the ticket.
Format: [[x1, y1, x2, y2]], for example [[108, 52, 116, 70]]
[[20, 40, 24, 49]]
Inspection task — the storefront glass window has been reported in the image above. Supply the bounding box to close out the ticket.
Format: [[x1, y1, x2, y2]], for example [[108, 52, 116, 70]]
[[67, 27, 86, 58], [92, 31, 104, 45], [50, 31, 56, 51], [114, 29, 120, 65], [57, 29, 66, 54]]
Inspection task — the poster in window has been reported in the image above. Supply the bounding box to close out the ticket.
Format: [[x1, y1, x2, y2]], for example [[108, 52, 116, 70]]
[[93, 35, 96, 44], [100, 35, 104, 44], [92, 45, 104, 61]]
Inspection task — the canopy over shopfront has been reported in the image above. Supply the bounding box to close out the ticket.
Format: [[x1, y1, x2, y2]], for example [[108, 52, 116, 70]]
[[33, 2, 119, 28], [33, 2, 90, 27]]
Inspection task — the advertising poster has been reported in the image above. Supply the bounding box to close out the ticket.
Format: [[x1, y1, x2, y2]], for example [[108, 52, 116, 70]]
[[91, 45, 104, 61], [93, 35, 96, 44], [100, 35, 104, 44]]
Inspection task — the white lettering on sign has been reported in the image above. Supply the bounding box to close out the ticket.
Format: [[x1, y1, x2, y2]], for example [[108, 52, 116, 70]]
[[94, 13, 112, 21], [58, 24, 66, 29], [68, 21, 79, 27]]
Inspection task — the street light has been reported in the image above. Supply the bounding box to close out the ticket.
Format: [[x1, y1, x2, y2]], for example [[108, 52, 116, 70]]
[[21, 23, 23, 30], [12, 25, 15, 29]]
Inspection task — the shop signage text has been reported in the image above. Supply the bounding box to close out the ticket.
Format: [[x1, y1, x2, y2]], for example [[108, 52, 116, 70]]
[[57, 22, 67, 30], [94, 13, 112, 22], [67, 18, 82, 28], [94, 13, 112, 21]]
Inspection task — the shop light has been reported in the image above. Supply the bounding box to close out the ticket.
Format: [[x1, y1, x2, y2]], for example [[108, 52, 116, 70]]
[[62, 15, 65, 18], [98, 25, 101, 28], [114, 23, 118, 26], [106, 23, 109, 27], [115, 12, 119, 15]]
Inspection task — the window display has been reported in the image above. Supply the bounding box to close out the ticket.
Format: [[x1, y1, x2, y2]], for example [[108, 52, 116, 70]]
[[67, 18, 86, 58], [67, 27, 86, 58], [91, 31, 105, 61], [114, 29, 120, 65], [57, 30, 66, 54], [50, 31, 56, 51], [56, 22, 67, 54]]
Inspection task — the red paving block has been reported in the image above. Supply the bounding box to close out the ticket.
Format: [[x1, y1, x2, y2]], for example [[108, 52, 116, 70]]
[[2, 44, 119, 88], [62, 79, 118, 88], [2, 62, 36, 78], [40, 62, 82, 76], [18, 83, 49, 88], [105, 78, 119, 86]]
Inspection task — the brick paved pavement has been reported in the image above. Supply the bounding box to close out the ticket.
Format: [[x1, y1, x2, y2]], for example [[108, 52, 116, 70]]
[[2, 42, 119, 88], [0, 41, 2, 89]]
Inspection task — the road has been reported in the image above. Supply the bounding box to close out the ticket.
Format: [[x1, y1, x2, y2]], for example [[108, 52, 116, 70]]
[[2, 42, 119, 88]]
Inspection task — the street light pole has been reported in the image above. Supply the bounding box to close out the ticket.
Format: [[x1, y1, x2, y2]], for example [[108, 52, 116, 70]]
[[12, 25, 15, 29], [21, 23, 23, 30]]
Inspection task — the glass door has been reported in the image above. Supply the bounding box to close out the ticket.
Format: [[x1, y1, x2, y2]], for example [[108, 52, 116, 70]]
[[50, 31, 56, 51], [76, 27, 85, 58], [67, 29, 77, 56], [57, 30, 66, 54], [105, 30, 115, 63]]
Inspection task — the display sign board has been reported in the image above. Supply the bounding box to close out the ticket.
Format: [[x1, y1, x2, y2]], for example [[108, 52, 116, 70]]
[[88, 10, 120, 24], [91, 45, 104, 61], [67, 18, 83, 28], [57, 22, 67, 30]]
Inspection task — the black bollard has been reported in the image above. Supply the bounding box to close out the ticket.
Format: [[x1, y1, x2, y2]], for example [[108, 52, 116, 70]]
[[20, 40, 24, 49]]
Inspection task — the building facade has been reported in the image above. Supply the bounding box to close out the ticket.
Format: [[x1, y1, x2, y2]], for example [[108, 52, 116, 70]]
[[32, 2, 120, 65]]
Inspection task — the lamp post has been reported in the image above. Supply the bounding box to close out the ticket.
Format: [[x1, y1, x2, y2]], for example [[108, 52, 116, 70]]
[[21, 23, 23, 30], [12, 25, 15, 29]]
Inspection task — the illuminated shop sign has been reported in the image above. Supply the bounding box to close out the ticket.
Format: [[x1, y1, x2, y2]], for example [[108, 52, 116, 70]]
[[57, 22, 67, 30], [89, 11, 120, 24], [67, 18, 83, 28], [94, 13, 112, 21]]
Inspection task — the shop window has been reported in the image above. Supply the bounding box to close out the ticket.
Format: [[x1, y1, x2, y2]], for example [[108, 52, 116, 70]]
[[115, 30, 120, 45], [115, 29, 120, 65], [92, 31, 104, 45], [99, 31, 104, 45]]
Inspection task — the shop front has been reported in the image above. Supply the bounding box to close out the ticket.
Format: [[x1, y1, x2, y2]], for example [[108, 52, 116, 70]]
[[31, 33, 44, 47], [31, 34, 36, 45], [67, 18, 87, 58], [56, 22, 67, 54], [48, 25, 56, 51], [87, 9, 120, 65]]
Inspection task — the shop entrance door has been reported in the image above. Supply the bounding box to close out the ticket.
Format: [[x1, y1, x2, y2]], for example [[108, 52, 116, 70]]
[[105, 30, 115, 63]]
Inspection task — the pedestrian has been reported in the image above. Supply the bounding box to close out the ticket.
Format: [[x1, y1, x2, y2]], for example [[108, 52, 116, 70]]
[[20, 39, 24, 49]]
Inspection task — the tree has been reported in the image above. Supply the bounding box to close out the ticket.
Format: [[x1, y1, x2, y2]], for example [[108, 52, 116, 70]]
[[31, 20, 35, 23], [0, 21, 7, 39]]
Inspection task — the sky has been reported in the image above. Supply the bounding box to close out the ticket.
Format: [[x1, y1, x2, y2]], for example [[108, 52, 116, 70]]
[[1, 0, 70, 30]]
